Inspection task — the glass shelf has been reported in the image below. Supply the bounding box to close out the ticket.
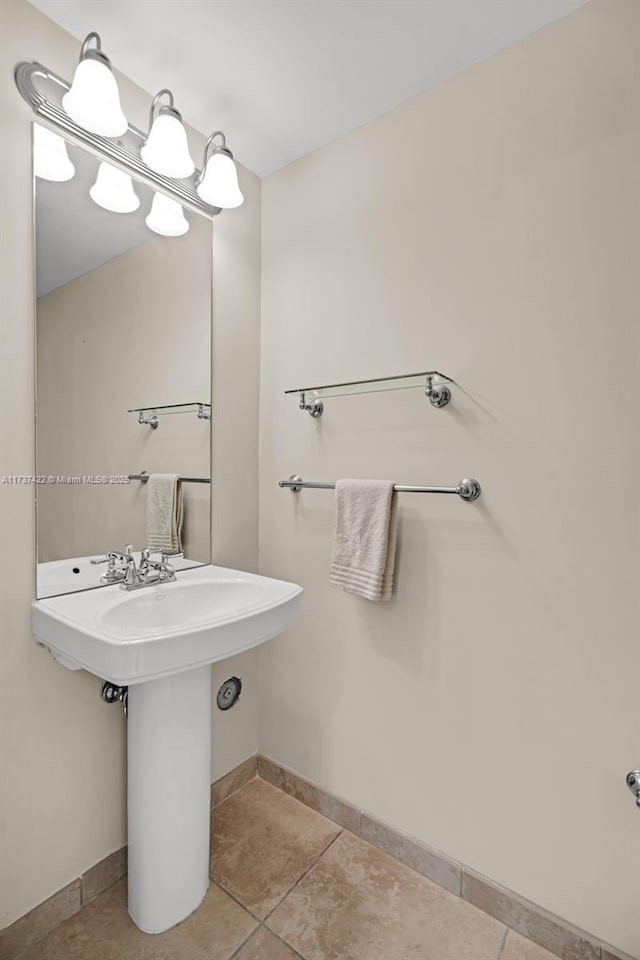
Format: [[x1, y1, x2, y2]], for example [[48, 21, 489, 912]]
[[128, 402, 211, 415], [285, 372, 453, 416], [128, 402, 211, 428], [285, 371, 452, 400]]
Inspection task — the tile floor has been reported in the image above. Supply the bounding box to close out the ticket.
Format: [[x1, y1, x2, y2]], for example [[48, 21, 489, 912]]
[[20, 778, 559, 960]]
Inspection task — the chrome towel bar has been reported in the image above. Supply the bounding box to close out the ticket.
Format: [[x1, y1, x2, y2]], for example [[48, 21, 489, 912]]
[[279, 475, 481, 501], [128, 472, 210, 484]]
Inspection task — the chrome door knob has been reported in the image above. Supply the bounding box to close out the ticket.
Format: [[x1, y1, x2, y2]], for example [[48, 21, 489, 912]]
[[626, 771, 640, 807]]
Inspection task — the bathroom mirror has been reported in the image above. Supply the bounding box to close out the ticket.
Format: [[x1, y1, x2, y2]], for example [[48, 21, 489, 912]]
[[33, 124, 212, 599]]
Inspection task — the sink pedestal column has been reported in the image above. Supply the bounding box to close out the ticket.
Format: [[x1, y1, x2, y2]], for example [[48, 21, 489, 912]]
[[127, 665, 211, 933]]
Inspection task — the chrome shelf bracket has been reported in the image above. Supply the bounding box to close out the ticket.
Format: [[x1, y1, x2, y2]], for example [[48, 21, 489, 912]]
[[425, 375, 451, 408], [299, 392, 324, 418], [138, 411, 159, 429]]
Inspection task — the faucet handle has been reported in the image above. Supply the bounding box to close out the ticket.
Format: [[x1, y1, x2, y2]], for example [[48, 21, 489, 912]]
[[162, 551, 183, 562], [156, 551, 181, 579], [90, 555, 109, 565], [146, 549, 183, 565]]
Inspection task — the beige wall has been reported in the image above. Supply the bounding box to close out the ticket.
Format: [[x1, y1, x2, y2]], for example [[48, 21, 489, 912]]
[[258, 1, 640, 954], [0, 0, 261, 928], [36, 218, 211, 566]]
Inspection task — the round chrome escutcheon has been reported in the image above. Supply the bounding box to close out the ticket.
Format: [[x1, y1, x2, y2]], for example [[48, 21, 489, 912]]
[[217, 676, 242, 711]]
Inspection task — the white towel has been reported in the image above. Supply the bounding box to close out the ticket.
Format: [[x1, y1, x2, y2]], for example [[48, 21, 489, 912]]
[[330, 479, 398, 601], [146, 474, 183, 554]]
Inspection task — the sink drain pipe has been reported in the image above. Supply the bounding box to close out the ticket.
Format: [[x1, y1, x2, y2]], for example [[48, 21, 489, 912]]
[[101, 681, 128, 717]]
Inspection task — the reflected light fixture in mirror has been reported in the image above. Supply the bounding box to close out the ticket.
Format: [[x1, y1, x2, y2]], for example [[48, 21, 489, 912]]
[[196, 131, 244, 209], [34, 124, 75, 181], [90, 161, 140, 213], [62, 32, 128, 137], [146, 192, 190, 236], [141, 89, 195, 179]]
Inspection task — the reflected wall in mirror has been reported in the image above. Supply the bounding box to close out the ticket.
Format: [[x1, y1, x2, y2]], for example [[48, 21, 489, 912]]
[[34, 124, 212, 599]]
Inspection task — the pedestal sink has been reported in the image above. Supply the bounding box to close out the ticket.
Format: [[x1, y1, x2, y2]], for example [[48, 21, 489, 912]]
[[31, 564, 302, 933]]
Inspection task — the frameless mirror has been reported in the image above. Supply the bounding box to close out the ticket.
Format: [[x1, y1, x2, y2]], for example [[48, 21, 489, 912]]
[[34, 124, 212, 599]]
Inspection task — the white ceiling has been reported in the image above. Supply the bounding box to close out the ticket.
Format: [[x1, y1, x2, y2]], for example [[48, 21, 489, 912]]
[[30, 0, 586, 177]]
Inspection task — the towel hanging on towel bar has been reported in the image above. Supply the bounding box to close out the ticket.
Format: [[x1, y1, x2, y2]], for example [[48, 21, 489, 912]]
[[128, 471, 210, 484], [279, 475, 481, 501]]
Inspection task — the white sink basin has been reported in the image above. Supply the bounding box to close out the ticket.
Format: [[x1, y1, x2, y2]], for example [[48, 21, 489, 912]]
[[32, 564, 302, 685], [31, 562, 302, 936], [101, 581, 263, 632]]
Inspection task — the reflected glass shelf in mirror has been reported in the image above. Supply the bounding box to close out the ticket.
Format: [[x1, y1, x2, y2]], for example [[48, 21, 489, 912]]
[[128, 402, 211, 426]]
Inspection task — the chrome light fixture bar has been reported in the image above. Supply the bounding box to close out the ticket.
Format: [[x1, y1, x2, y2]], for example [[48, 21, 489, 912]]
[[15, 61, 220, 219]]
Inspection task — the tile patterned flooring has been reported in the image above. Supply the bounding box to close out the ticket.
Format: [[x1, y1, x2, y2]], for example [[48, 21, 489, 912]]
[[20, 778, 559, 960]]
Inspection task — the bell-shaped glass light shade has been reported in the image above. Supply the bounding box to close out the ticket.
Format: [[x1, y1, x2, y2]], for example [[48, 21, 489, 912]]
[[62, 58, 128, 137], [90, 162, 139, 213], [141, 114, 195, 178], [145, 193, 189, 236], [196, 152, 244, 209], [34, 125, 75, 181]]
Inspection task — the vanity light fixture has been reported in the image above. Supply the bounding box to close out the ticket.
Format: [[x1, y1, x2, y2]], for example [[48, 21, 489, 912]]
[[90, 161, 140, 213], [141, 90, 195, 179], [196, 132, 244, 209], [33, 124, 75, 181], [146, 192, 190, 236], [16, 42, 242, 219], [62, 33, 127, 137]]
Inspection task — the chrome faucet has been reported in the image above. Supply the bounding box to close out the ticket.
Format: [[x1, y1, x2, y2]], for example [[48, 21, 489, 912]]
[[120, 547, 182, 591], [92, 545, 182, 589], [91, 544, 135, 584]]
